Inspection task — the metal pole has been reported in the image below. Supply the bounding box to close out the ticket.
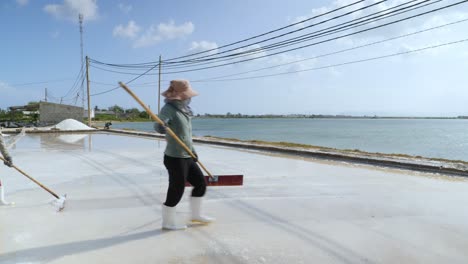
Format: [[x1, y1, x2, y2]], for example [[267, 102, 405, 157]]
[[86, 56, 91, 126], [79, 14, 85, 111]]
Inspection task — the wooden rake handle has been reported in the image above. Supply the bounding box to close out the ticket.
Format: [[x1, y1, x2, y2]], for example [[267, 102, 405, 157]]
[[118, 82, 214, 178], [0, 156, 60, 199]]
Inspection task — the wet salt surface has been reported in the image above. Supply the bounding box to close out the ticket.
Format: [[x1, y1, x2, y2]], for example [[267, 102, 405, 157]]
[[1, 133, 468, 263]]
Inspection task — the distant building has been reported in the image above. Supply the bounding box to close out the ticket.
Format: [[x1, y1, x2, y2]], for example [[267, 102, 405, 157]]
[[84, 109, 95, 119], [95, 110, 116, 115], [38, 102, 84, 124]]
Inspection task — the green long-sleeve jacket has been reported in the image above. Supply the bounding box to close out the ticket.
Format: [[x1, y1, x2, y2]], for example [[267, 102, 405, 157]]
[[157, 102, 196, 158]]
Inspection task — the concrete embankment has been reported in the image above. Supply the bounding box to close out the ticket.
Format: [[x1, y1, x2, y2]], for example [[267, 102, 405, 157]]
[[100, 128, 468, 177], [3, 127, 467, 177]]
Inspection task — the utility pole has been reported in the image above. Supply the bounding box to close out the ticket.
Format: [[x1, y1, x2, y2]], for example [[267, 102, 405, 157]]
[[79, 14, 85, 113], [158, 55, 162, 114], [45, 88, 48, 102], [86, 56, 91, 126]]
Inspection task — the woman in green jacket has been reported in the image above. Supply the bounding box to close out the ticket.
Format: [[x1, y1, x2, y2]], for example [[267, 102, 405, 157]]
[[156, 80, 214, 230]]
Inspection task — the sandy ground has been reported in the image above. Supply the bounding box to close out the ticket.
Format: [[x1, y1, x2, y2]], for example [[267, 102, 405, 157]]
[[1, 133, 468, 264]]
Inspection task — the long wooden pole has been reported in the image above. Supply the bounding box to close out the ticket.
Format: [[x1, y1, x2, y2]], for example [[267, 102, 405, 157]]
[[118, 82, 213, 178], [0, 156, 60, 199]]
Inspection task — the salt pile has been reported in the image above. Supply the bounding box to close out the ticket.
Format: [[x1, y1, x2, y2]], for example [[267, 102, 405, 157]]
[[54, 119, 95, 131]]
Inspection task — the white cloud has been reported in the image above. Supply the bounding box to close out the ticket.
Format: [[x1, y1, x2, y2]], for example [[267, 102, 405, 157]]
[[113, 20, 141, 39], [118, 3, 132, 14], [44, 0, 99, 22], [16, 0, 29, 6], [189, 41, 218, 55], [134, 21, 194, 48]]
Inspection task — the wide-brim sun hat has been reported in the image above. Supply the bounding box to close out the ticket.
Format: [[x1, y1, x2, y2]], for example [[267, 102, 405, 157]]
[[161, 80, 199, 100]]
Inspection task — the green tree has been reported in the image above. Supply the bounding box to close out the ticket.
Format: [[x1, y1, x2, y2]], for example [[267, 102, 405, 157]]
[[139, 111, 149, 119], [108, 105, 124, 117], [125, 108, 140, 118]]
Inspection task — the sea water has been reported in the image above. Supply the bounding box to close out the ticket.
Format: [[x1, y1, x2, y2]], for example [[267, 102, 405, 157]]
[[109, 118, 468, 162]]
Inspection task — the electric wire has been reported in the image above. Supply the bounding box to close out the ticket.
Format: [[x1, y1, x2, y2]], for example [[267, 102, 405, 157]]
[[90, 80, 163, 87], [160, 0, 468, 74], [90, 62, 160, 96], [165, 0, 417, 65], [87, 0, 431, 72], [163, 0, 367, 61], [162, 0, 435, 69], [61, 66, 85, 99], [89, 59, 157, 69], [87, 0, 379, 69], [87, 0, 467, 96], [191, 37, 468, 82], [87, 0, 428, 74], [8, 78, 74, 87], [90, 63, 159, 75], [192, 17, 468, 81]]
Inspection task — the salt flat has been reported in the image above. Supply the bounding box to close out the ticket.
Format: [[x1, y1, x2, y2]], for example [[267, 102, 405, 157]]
[[1, 133, 468, 264]]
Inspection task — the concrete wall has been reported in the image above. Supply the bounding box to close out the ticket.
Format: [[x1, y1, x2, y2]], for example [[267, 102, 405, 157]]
[[39, 102, 83, 124]]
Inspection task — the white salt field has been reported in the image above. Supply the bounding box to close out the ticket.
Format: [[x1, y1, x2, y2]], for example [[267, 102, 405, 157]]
[[1, 132, 468, 263]]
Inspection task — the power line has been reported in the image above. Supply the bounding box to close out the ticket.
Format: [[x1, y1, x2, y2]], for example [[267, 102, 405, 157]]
[[192, 17, 468, 82], [163, 0, 434, 69], [86, 0, 372, 68], [8, 78, 74, 87], [90, 80, 164, 87], [87, 0, 426, 72], [191, 37, 468, 82], [87, 0, 468, 96], [163, 0, 367, 62], [88, 58, 157, 69], [61, 66, 85, 99], [164, 0, 392, 65], [89, 63, 159, 75], [161, 0, 468, 74], [90, 63, 160, 96]]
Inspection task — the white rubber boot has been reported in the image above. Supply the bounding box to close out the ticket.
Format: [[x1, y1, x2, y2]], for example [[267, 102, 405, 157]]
[[161, 205, 187, 230], [0, 180, 13, 206], [190, 197, 215, 223]]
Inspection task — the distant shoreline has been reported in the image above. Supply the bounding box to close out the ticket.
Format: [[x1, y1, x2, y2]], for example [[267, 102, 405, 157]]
[[195, 115, 468, 119], [92, 115, 468, 124]]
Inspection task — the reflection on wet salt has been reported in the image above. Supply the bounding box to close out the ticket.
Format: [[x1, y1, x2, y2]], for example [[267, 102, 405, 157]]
[[57, 134, 87, 144], [39, 133, 90, 151]]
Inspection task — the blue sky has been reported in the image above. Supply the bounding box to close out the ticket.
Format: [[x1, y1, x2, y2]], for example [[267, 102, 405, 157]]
[[1, 0, 468, 116]]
